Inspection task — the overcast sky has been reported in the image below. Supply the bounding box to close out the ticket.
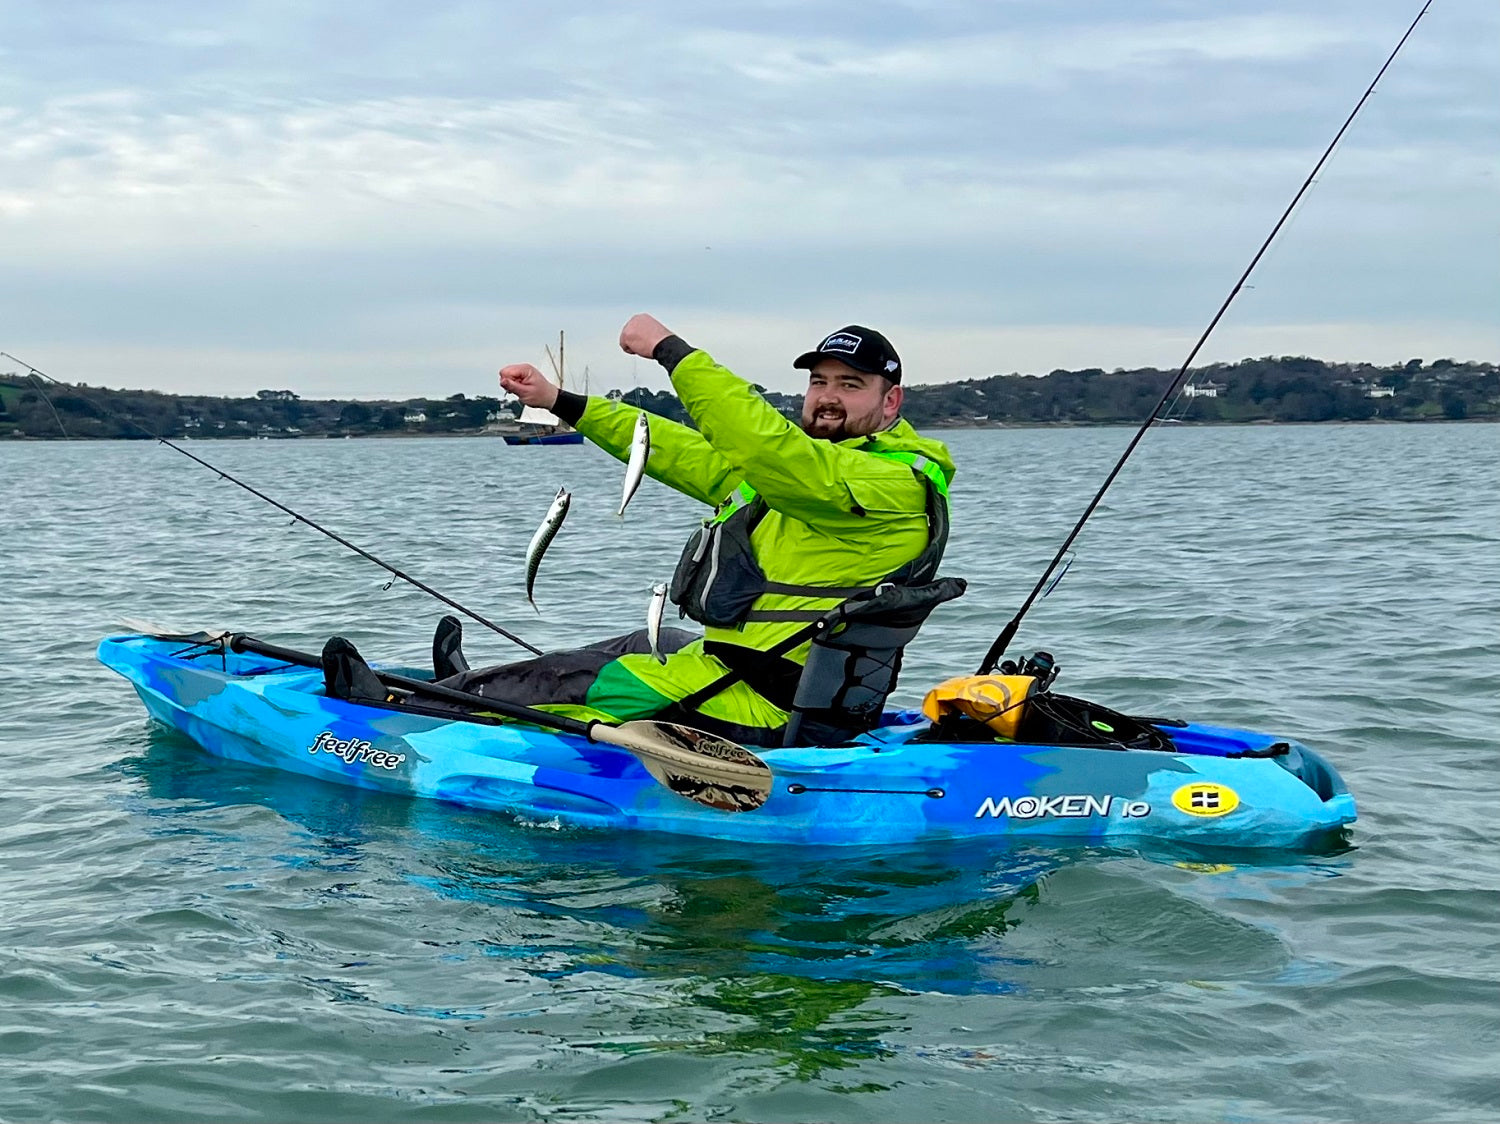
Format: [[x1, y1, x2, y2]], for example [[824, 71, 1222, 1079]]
[[2, 0, 1495, 399]]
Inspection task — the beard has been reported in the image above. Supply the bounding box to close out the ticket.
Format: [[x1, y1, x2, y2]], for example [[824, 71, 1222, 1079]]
[[801, 409, 850, 441], [800, 380, 894, 441], [802, 400, 880, 441]]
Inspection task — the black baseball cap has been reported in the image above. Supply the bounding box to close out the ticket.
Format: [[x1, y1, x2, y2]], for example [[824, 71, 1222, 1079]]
[[793, 325, 902, 384]]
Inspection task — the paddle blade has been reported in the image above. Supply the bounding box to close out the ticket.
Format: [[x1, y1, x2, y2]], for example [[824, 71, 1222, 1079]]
[[605, 720, 773, 812]]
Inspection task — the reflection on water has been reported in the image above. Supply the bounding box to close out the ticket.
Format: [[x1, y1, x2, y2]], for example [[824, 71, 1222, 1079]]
[[658, 975, 902, 1083], [113, 727, 1083, 1083], [120, 721, 1315, 1045], [122, 726, 1058, 992]]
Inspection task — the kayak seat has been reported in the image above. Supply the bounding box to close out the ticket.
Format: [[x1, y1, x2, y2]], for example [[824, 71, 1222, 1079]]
[[782, 577, 966, 747]]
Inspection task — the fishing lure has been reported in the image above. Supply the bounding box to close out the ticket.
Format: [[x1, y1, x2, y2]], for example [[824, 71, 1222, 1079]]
[[525, 486, 572, 611], [646, 582, 668, 663], [618, 411, 651, 516]]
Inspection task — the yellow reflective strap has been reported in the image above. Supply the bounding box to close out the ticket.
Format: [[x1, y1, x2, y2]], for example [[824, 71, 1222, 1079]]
[[709, 481, 758, 526], [868, 448, 950, 501]]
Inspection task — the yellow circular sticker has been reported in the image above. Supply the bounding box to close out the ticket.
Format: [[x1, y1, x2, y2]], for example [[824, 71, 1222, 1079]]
[[1171, 783, 1240, 817]]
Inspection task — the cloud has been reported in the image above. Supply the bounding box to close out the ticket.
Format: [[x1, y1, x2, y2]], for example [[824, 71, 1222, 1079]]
[[1, 1, 1494, 397]]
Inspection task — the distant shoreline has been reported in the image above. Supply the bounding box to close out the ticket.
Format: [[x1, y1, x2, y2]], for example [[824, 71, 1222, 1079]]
[[5, 415, 1496, 443], [5, 357, 1495, 439]]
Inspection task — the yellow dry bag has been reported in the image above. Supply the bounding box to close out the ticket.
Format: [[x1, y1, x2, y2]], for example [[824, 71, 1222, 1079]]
[[921, 675, 1039, 739]]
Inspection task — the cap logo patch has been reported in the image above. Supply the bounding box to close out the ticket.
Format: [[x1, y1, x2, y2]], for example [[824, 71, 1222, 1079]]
[[884, 359, 899, 373], [821, 333, 862, 355]]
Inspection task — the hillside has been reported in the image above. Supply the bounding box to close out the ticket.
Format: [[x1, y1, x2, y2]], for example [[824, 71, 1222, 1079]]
[[2, 356, 1496, 440]]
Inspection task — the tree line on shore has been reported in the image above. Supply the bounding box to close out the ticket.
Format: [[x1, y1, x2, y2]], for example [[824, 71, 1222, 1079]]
[[3, 356, 1496, 440]]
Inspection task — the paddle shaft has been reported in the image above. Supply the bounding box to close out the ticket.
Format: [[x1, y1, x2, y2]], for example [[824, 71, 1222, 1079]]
[[229, 634, 595, 738]]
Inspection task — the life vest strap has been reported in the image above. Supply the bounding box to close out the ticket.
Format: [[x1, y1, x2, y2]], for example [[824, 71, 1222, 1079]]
[[693, 641, 804, 712]]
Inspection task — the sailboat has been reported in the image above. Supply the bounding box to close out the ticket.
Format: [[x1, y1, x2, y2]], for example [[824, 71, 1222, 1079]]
[[503, 330, 586, 446]]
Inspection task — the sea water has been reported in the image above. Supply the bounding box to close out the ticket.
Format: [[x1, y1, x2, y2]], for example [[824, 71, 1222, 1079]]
[[2, 423, 1498, 1122]]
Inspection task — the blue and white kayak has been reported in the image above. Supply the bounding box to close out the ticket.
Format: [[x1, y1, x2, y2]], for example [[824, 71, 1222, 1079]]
[[98, 633, 1356, 850]]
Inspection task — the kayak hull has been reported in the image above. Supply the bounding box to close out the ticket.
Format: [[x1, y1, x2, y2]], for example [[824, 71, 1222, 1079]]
[[99, 635, 1356, 849]]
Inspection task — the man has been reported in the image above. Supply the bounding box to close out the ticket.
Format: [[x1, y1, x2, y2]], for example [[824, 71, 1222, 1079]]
[[327, 314, 956, 746]]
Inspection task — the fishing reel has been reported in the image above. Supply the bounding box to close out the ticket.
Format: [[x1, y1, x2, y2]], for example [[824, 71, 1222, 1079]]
[[997, 649, 1059, 692]]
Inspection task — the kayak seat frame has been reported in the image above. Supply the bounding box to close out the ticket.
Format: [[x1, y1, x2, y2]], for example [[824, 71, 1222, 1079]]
[[782, 577, 967, 747]]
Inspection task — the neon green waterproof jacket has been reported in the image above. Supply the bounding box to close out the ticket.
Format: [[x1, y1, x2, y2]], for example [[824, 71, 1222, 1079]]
[[567, 347, 956, 734]]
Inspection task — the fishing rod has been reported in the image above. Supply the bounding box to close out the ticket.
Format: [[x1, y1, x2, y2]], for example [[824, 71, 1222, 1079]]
[[1, 352, 544, 657], [976, 0, 1432, 676]]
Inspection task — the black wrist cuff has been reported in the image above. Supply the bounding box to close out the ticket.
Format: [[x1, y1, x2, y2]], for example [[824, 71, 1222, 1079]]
[[652, 335, 694, 374], [551, 388, 588, 426]]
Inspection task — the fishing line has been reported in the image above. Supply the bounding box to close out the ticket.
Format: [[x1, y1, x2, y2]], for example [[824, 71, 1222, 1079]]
[[21, 374, 73, 439], [976, 0, 1433, 675], [1158, 374, 1197, 424], [1, 352, 544, 657]]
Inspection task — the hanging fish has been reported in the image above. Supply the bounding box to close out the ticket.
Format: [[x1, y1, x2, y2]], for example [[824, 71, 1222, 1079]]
[[525, 486, 571, 611], [617, 411, 651, 517], [646, 582, 668, 663]]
